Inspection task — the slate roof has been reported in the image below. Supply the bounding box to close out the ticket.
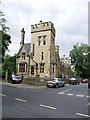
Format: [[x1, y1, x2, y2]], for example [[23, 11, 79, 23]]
[[17, 43, 31, 57], [24, 43, 31, 54]]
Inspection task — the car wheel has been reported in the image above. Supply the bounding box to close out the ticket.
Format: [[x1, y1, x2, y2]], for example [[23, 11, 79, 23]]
[[62, 84, 65, 87], [11, 80, 13, 84], [56, 84, 59, 88], [47, 85, 49, 88]]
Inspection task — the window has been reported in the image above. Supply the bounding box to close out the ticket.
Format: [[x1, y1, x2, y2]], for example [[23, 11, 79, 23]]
[[31, 66, 34, 75], [33, 44, 35, 50], [38, 36, 41, 46], [43, 40, 46, 45], [19, 64, 25, 72], [33, 51, 34, 56], [42, 52, 44, 60], [32, 44, 35, 56], [22, 53, 26, 60], [43, 36, 46, 45], [40, 63, 44, 73], [52, 64, 54, 73]]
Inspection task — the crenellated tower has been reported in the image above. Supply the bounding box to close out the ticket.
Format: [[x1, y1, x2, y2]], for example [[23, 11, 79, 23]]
[[31, 20, 56, 78]]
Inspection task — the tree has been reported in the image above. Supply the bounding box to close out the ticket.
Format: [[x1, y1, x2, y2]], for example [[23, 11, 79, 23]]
[[2, 55, 16, 78], [0, 10, 11, 62], [69, 43, 90, 79]]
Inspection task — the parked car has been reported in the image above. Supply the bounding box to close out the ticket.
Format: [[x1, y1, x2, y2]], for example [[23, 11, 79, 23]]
[[47, 78, 65, 88], [81, 78, 88, 83], [88, 81, 90, 88], [8, 74, 21, 83], [69, 78, 80, 85]]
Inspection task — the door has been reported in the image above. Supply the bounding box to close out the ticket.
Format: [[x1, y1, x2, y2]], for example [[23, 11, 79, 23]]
[[31, 66, 34, 75]]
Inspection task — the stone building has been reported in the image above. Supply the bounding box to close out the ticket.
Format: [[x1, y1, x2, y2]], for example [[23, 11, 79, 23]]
[[60, 55, 74, 79], [16, 21, 60, 80]]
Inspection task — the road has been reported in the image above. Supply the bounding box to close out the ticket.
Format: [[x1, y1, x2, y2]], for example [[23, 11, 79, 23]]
[[1, 83, 89, 119]]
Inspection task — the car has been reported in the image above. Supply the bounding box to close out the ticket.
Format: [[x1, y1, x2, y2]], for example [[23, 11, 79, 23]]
[[69, 78, 80, 85], [88, 81, 90, 88], [47, 78, 65, 88], [81, 78, 88, 83], [8, 74, 21, 83]]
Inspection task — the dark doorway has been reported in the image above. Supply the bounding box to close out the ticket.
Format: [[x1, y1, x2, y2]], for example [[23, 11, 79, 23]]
[[21, 75, 23, 82], [31, 66, 34, 75]]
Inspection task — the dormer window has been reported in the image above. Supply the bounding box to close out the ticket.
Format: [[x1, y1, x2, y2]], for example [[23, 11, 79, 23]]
[[22, 53, 26, 60]]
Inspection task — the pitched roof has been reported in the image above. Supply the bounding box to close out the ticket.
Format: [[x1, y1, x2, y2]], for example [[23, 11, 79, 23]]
[[24, 43, 31, 54], [17, 43, 31, 57]]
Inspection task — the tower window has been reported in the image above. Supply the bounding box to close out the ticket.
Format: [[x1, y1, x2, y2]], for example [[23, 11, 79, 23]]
[[42, 52, 44, 60], [43, 36, 46, 45], [43, 40, 46, 45], [40, 63, 44, 73], [53, 64, 54, 73], [38, 36, 41, 46], [32, 44, 35, 56], [33, 44, 35, 50], [33, 51, 34, 56]]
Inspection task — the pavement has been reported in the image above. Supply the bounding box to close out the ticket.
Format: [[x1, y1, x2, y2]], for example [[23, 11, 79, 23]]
[[1, 80, 47, 89]]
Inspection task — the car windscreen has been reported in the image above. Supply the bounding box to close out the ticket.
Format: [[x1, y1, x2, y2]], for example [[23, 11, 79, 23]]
[[52, 79, 56, 82]]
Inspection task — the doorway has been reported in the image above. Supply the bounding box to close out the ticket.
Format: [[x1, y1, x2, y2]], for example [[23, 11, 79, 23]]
[[31, 66, 34, 75]]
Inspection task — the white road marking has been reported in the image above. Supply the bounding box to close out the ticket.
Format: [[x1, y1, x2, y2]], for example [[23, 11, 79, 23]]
[[76, 95, 84, 97], [87, 96, 90, 98], [40, 104, 56, 110], [15, 98, 27, 102], [67, 93, 74, 96], [76, 113, 90, 117], [0, 93, 7, 97], [57, 89, 71, 94], [57, 92, 66, 95]]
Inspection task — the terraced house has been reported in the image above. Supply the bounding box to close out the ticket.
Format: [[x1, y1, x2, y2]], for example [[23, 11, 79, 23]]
[[16, 21, 61, 80]]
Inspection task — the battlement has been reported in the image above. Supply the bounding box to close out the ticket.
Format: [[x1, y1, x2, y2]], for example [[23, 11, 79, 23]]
[[31, 20, 55, 36]]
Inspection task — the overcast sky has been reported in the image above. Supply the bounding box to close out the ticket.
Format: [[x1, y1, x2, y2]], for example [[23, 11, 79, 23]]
[[1, 0, 88, 57]]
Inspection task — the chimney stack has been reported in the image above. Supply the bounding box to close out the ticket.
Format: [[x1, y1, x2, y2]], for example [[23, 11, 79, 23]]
[[55, 45, 59, 53], [20, 28, 25, 47]]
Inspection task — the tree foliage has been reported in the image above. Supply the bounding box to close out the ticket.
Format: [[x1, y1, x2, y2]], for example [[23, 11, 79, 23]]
[[2, 55, 16, 78], [0, 10, 11, 62], [69, 43, 90, 78]]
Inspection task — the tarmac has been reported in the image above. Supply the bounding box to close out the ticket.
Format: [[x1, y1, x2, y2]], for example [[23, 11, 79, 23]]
[[0, 80, 47, 89]]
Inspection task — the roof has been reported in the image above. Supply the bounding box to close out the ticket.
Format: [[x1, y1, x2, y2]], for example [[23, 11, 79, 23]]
[[24, 43, 31, 54], [17, 43, 31, 57]]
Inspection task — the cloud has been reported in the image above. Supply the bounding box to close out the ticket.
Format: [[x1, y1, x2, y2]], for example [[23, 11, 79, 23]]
[[1, 0, 88, 57]]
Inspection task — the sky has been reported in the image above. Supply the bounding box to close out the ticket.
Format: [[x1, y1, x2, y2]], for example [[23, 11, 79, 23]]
[[1, 0, 89, 57]]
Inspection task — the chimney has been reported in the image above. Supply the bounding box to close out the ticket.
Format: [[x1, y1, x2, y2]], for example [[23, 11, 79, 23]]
[[55, 45, 59, 53], [20, 28, 25, 47]]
